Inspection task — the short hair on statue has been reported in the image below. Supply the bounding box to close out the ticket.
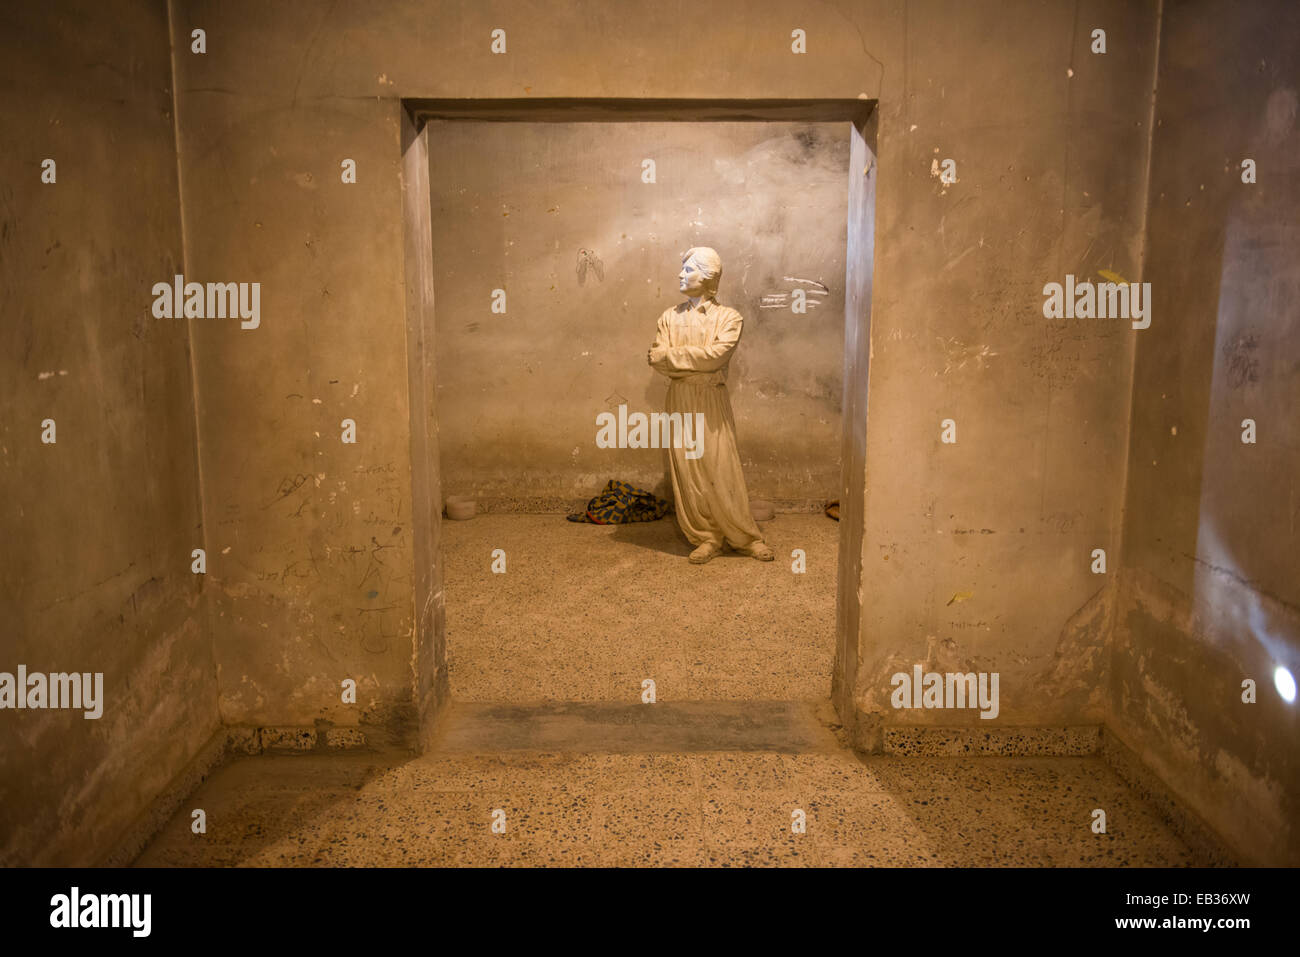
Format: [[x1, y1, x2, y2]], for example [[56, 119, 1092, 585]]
[[682, 246, 723, 292]]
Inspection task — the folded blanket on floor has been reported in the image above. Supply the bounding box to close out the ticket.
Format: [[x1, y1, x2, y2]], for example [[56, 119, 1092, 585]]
[[566, 479, 671, 524]]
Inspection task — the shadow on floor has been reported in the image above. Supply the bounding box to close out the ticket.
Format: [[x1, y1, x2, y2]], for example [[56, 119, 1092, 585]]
[[607, 517, 693, 556]]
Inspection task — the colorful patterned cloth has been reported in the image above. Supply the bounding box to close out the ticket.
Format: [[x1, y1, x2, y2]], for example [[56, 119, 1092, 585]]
[[566, 479, 671, 524]]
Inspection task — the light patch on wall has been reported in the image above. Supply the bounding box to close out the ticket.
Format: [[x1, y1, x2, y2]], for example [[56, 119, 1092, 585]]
[[1194, 498, 1295, 669], [936, 337, 997, 375], [1191, 215, 1298, 674], [1274, 665, 1296, 703]]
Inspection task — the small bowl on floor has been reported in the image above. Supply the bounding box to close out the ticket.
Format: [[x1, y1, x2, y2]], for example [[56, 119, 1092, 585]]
[[445, 496, 477, 521], [750, 500, 775, 522]]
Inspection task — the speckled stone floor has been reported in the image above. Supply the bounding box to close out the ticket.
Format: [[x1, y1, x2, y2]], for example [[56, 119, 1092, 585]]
[[442, 512, 837, 702], [136, 700, 1203, 867], [134, 512, 1204, 867]]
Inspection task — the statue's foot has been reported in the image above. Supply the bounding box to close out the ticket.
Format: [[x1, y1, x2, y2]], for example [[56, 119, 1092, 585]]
[[736, 540, 775, 561], [688, 542, 722, 564]]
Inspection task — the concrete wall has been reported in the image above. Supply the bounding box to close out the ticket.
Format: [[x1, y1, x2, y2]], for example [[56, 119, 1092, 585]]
[[1111, 0, 1300, 865], [166, 0, 1160, 753], [170, 7, 423, 744], [849, 0, 1160, 738], [0, 0, 217, 865], [427, 119, 848, 507]]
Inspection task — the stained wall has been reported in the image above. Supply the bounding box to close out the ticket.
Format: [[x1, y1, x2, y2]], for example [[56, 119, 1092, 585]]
[[849, 0, 1159, 737], [0, 0, 217, 865], [1111, 0, 1300, 865]]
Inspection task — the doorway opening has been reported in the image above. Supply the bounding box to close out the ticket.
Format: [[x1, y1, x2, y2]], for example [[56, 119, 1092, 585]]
[[400, 100, 877, 747]]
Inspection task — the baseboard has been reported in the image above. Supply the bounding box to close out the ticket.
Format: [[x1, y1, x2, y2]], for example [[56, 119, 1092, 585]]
[[880, 725, 1101, 756], [848, 712, 1102, 756], [230, 725, 373, 754], [1098, 726, 1240, 866]]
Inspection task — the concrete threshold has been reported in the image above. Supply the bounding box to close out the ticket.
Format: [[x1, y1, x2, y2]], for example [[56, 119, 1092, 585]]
[[426, 700, 842, 753]]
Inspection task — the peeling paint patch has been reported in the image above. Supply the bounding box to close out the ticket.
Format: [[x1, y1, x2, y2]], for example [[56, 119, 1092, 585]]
[[1139, 673, 1201, 764], [1212, 748, 1285, 836]]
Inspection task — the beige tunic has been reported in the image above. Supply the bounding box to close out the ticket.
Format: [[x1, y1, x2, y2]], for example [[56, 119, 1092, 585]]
[[649, 295, 764, 549]]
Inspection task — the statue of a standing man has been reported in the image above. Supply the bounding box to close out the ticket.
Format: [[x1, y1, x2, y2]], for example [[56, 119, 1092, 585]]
[[647, 247, 775, 564]]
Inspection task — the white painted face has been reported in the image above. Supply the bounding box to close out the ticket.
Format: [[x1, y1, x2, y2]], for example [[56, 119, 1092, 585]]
[[678, 257, 709, 296]]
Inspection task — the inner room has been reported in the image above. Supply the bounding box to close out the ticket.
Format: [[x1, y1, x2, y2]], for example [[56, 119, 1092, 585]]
[[426, 117, 851, 706]]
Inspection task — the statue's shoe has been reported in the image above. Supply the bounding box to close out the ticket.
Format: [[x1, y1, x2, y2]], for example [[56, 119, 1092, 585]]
[[688, 542, 722, 564], [735, 540, 775, 561]]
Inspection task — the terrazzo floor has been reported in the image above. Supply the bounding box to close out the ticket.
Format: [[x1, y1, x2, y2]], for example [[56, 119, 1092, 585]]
[[135, 512, 1204, 867], [441, 512, 837, 702], [136, 698, 1202, 867]]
